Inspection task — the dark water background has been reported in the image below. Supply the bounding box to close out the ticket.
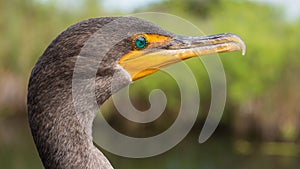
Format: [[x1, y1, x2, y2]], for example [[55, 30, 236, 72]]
[[1, 117, 298, 169]]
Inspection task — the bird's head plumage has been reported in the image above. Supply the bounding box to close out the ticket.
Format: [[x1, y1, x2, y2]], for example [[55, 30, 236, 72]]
[[29, 17, 245, 106]]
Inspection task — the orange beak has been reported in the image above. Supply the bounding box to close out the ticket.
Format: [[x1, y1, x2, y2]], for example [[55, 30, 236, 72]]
[[119, 33, 246, 81]]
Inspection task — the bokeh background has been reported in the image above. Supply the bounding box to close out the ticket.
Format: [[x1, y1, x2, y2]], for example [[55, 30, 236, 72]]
[[0, 0, 300, 168]]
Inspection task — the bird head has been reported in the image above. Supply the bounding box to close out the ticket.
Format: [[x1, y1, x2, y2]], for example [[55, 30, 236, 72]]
[[92, 17, 246, 82], [29, 17, 245, 105]]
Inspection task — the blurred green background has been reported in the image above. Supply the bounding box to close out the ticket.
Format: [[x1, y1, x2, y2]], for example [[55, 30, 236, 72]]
[[0, 0, 300, 168]]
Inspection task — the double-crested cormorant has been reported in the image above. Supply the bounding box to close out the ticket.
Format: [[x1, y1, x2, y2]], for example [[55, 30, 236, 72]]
[[27, 17, 245, 169]]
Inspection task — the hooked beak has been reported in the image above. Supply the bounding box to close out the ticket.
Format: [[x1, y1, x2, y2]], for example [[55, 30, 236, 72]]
[[119, 33, 246, 81]]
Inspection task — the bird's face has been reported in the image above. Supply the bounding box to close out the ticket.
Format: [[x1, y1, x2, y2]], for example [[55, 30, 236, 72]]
[[118, 31, 245, 81]]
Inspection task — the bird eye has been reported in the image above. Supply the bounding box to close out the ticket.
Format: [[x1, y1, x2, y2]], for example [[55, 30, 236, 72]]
[[134, 36, 147, 49]]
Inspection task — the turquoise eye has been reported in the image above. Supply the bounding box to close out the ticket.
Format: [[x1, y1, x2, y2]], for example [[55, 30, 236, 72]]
[[135, 36, 147, 49]]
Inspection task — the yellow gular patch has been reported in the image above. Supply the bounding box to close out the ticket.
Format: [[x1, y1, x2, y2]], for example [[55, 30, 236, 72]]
[[118, 34, 173, 80]]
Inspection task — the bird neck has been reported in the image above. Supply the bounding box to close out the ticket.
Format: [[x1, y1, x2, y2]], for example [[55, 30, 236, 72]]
[[28, 78, 114, 169]]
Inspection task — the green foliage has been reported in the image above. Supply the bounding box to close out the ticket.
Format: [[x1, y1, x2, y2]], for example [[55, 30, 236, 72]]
[[0, 0, 103, 75], [139, 0, 297, 106], [145, 0, 220, 17], [207, 1, 290, 102]]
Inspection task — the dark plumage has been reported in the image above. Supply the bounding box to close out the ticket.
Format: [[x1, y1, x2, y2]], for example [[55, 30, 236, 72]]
[[28, 17, 175, 169], [27, 17, 245, 169]]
